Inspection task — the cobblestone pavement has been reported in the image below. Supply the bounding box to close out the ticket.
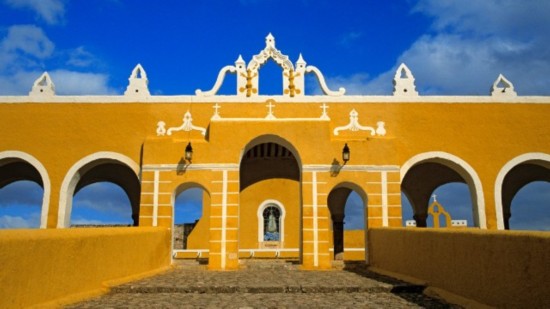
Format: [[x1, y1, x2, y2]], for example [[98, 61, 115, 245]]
[[66, 261, 461, 309]]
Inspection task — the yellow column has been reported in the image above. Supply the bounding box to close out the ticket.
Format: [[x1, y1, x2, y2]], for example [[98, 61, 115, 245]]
[[301, 171, 331, 269], [208, 169, 240, 270]]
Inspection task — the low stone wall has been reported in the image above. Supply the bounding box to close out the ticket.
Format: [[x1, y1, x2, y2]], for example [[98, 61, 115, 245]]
[[368, 227, 550, 308], [0, 227, 171, 308]]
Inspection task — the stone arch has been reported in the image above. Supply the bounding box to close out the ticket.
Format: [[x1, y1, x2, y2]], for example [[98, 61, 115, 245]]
[[401, 152, 486, 228], [58, 152, 140, 228], [0, 151, 50, 228], [172, 182, 211, 251], [327, 182, 368, 261], [494, 153, 550, 230], [257, 199, 286, 245]]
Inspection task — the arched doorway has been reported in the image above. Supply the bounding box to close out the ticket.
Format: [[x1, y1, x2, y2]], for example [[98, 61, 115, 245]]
[[401, 152, 485, 228], [327, 183, 368, 261], [0, 151, 49, 228], [496, 153, 550, 230], [172, 184, 209, 255], [239, 136, 301, 256], [58, 152, 140, 228]]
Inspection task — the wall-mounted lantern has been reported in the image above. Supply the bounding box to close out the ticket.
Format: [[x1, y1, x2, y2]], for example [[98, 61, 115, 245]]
[[342, 143, 350, 163], [185, 142, 193, 162]]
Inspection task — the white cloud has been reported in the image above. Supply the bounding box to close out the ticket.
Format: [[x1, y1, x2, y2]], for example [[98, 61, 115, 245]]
[[0, 213, 40, 228], [49, 70, 116, 95], [66, 46, 98, 68], [5, 0, 66, 25], [322, 0, 550, 96], [0, 25, 116, 95], [0, 24, 54, 68]]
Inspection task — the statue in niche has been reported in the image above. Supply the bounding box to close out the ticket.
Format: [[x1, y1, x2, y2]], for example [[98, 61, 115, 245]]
[[263, 205, 280, 241]]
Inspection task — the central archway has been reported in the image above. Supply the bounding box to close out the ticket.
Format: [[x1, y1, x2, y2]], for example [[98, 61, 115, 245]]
[[239, 135, 301, 257]]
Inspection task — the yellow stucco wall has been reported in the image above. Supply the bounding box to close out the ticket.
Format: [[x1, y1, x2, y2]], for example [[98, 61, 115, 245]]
[[368, 227, 550, 308], [0, 227, 171, 308], [1, 100, 549, 269], [239, 178, 301, 250]]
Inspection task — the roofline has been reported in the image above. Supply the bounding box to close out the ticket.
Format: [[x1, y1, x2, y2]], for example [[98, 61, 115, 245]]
[[0, 94, 549, 104]]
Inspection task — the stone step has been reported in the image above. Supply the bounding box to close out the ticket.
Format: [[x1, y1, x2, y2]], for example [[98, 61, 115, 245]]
[[239, 259, 299, 270], [111, 284, 390, 294]]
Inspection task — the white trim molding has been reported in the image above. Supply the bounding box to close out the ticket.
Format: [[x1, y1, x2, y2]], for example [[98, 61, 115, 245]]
[[401, 151, 486, 229], [0, 151, 51, 228], [57, 152, 140, 228], [494, 152, 550, 230]]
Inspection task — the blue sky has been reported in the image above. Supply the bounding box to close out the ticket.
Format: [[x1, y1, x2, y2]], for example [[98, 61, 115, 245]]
[[0, 0, 549, 229]]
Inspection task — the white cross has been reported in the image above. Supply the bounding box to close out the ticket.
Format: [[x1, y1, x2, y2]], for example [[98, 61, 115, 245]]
[[213, 103, 220, 115], [321, 103, 329, 115], [432, 194, 437, 202], [266, 100, 275, 116]]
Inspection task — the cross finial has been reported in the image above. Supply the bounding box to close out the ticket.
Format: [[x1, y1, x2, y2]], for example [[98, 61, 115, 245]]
[[212, 103, 221, 120], [320, 103, 330, 120], [265, 99, 276, 119], [432, 194, 437, 202]]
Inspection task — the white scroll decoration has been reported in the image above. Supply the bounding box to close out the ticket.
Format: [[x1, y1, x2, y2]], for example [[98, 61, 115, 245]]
[[162, 111, 207, 136], [196, 65, 237, 97], [194, 34, 345, 97], [333, 109, 386, 136], [306, 66, 346, 96]]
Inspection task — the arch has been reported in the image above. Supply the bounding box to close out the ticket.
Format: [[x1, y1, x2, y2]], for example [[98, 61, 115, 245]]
[[494, 153, 550, 230], [0, 151, 50, 228], [239, 134, 302, 191], [239, 134, 302, 168], [327, 182, 368, 261], [401, 151, 486, 228], [58, 152, 140, 228], [257, 199, 286, 244], [172, 182, 210, 251]]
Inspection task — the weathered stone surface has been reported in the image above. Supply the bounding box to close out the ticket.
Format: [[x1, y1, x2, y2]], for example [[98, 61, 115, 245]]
[[67, 262, 461, 308]]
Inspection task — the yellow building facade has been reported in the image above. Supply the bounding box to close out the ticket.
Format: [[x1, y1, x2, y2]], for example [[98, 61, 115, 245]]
[[1, 35, 549, 270]]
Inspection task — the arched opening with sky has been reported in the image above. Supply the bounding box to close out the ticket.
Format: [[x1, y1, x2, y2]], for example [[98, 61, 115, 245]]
[[497, 154, 550, 231], [401, 183, 473, 228], [0, 181, 43, 228], [172, 186, 208, 251], [0, 151, 50, 229], [71, 182, 134, 226], [400, 152, 484, 228], [58, 152, 141, 228], [327, 183, 368, 261]]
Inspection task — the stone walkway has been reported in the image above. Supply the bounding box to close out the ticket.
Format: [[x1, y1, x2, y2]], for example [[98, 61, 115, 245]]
[[66, 261, 461, 308]]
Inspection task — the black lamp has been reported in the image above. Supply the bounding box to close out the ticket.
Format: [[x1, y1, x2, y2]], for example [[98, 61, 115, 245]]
[[185, 142, 193, 161], [342, 143, 350, 163]]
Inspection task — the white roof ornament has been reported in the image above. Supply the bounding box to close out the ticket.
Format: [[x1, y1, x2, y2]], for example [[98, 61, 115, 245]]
[[124, 64, 150, 97], [196, 34, 345, 97], [491, 74, 517, 97], [29, 72, 55, 96], [393, 63, 418, 96]]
